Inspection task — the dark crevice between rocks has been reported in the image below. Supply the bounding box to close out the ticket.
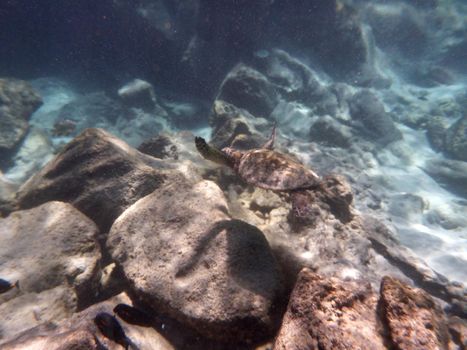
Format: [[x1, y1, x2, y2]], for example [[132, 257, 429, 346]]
[[76, 232, 126, 311], [376, 294, 396, 350]]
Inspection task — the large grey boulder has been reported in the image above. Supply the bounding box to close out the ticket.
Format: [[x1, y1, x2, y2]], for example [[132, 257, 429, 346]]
[[0, 201, 100, 304], [0, 78, 42, 154], [107, 176, 283, 342], [15, 128, 169, 232]]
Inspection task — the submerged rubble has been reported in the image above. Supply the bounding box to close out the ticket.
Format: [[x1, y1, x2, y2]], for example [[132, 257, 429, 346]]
[[0, 127, 465, 348]]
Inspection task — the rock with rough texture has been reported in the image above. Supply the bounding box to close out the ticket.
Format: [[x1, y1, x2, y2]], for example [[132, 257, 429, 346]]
[[0, 293, 175, 350], [0, 201, 100, 304], [15, 128, 169, 231], [274, 270, 456, 350], [217, 64, 278, 120], [421, 158, 467, 198], [273, 269, 386, 350], [445, 115, 467, 162], [138, 133, 179, 160], [107, 176, 283, 342], [380, 276, 450, 350], [348, 90, 402, 146], [0, 78, 42, 154], [0, 286, 77, 342], [209, 100, 272, 149]]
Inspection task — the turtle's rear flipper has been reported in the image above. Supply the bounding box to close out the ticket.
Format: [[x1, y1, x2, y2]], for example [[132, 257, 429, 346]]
[[262, 122, 277, 150]]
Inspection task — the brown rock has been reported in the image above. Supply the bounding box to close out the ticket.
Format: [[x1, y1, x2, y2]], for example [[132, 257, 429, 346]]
[[273, 268, 386, 350], [15, 128, 169, 231], [107, 176, 283, 342], [380, 276, 450, 350]]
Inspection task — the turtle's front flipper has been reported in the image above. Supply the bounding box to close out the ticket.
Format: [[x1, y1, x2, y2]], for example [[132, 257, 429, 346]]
[[262, 122, 277, 150], [195, 137, 233, 167]]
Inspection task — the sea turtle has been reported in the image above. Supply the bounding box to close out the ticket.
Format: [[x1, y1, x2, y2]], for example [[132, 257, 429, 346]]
[[195, 125, 337, 219]]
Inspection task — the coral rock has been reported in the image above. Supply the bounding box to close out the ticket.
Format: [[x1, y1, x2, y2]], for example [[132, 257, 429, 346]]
[[380, 276, 450, 350], [274, 268, 386, 350]]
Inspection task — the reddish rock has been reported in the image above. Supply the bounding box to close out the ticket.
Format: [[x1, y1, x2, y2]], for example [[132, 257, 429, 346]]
[[380, 276, 450, 350], [273, 268, 386, 350]]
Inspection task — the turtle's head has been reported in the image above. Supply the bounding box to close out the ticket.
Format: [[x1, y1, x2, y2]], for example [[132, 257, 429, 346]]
[[195, 137, 234, 168], [221, 147, 244, 170]]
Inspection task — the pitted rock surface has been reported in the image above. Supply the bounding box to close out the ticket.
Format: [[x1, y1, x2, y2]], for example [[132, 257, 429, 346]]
[[0, 201, 100, 304], [209, 99, 270, 150], [380, 276, 450, 350], [273, 269, 386, 350], [0, 78, 42, 153], [107, 176, 283, 342], [15, 128, 169, 231]]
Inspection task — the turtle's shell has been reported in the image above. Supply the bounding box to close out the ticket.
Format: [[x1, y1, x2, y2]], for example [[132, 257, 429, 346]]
[[236, 149, 320, 191]]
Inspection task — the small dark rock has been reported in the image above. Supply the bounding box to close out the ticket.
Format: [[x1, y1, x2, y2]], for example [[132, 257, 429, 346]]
[[348, 90, 402, 146], [445, 115, 467, 162], [217, 64, 278, 120], [138, 134, 178, 160]]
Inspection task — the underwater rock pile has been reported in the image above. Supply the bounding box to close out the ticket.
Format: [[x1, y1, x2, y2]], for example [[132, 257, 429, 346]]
[[0, 127, 465, 349], [0, 0, 466, 348]]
